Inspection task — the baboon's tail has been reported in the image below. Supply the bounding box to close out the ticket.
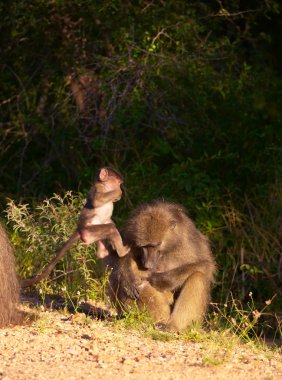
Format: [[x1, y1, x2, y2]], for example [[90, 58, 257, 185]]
[[21, 231, 80, 288]]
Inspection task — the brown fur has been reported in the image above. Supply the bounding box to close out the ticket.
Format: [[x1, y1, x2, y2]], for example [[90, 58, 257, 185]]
[[105, 200, 217, 331], [0, 224, 22, 327], [105, 254, 174, 324]]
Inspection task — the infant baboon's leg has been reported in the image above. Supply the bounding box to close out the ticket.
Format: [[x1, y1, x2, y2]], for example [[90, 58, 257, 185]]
[[82, 224, 129, 257]]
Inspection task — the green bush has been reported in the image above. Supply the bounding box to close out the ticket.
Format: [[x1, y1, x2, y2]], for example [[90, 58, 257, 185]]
[[5, 193, 104, 300]]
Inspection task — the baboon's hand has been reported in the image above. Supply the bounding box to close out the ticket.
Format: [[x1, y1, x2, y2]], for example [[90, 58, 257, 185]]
[[118, 270, 140, 299], [113, 189, 122, 202], [148, 272, 173, 291], [123, 279, 140, 299]]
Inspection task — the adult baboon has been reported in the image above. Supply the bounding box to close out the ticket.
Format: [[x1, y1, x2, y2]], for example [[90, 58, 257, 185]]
[[0, 224, 22, 327], [105, 200, 216, 332]]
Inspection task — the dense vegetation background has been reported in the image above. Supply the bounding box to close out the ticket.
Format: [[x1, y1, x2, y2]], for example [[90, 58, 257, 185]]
[[0, 1, 281, 327]]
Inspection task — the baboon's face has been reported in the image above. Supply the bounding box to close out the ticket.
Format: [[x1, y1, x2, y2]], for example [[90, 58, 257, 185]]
[[126, 202, 184, 272], [140, 243, 162, 271], [139, 230, 181, 273], [135, 218, 175, 272], [137, 225, 179, 272]]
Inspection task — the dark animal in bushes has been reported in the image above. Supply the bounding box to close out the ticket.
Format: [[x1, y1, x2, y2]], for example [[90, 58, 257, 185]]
[[0, 224, 23, 327]]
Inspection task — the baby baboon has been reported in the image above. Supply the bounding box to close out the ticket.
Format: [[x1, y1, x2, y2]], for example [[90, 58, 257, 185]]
[[21, 167, 129, 288], [0, 224, 22, 327], [105, 200, 216, 332]]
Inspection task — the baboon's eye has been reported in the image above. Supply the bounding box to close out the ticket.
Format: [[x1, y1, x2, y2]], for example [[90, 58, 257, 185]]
[[146, 242, 161, 248]]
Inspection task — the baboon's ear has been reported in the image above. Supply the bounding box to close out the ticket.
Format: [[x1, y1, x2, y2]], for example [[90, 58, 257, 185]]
[[169, 220, 177, 230], [99, 168, 109, 181]]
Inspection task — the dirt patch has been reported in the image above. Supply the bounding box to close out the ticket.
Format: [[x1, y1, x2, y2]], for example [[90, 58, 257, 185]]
[[0, 303, 281, 380]]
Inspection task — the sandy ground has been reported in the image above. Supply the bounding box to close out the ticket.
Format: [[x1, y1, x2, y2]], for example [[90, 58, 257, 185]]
[[0, 302, 281, 380]]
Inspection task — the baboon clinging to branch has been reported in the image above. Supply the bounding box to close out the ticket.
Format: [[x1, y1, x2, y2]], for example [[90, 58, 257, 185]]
[[105, 200, 216, 332], [0, 224, 22, 327]]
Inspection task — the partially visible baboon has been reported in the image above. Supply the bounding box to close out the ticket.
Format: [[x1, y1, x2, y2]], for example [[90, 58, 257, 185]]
[[105, 200, 216, 332], [104, 251, 175, 324], [21, 167, 129, 288], [0, 224, 22, 327]]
